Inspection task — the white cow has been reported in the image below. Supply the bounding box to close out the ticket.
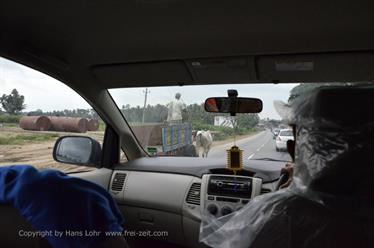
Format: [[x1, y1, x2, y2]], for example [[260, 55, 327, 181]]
[[195, 130, 213, 157]]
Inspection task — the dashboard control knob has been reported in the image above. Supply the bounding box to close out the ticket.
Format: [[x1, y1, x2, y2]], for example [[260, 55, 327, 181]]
[[207, 204, 218, 216], [221, 206, 232, 216]]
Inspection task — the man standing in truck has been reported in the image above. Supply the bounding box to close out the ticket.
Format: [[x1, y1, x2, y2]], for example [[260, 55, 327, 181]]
[[167, 93, 186, 124]]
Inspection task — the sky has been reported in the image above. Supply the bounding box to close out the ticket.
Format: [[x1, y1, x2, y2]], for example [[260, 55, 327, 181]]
[[0, 57, 297, 119]]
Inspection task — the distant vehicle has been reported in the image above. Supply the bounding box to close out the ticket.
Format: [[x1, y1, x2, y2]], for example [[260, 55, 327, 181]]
[[275, 129, 294, 151], [272, 128, 280, 139]]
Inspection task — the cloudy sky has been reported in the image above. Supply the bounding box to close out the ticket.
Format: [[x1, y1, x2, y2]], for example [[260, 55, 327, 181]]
[[0, 57, 297, 119]]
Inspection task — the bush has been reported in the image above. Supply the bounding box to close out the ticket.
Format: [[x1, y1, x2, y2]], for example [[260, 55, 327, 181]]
[[0, 114, 21, 124], [98, 120, 106, 132]]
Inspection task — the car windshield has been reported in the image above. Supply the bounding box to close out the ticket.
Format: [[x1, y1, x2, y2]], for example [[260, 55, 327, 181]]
[[109, 83, 365, 162]]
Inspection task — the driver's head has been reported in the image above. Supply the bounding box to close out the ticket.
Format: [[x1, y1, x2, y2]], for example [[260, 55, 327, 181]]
[[175, 93, 181, 99]]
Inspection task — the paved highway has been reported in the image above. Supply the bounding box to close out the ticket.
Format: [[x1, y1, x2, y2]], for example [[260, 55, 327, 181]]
[[209, 129, 292, 162]]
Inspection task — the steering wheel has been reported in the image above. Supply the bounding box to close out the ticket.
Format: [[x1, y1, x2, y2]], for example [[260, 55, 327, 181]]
[[276, 172, 289, 190]]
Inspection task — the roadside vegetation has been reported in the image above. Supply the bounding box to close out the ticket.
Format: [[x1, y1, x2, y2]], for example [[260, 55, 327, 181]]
[[0, 133, 59, 145], [192, 121, 257, 141], [0, 115, 21, 124], [98, 120, 106, 132]]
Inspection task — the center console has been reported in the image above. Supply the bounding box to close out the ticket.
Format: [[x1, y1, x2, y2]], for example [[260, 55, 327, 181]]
[[201, 174, 262, 217]]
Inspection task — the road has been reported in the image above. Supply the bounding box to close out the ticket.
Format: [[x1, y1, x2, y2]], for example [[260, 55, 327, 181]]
[[209, 130, 292, 162]]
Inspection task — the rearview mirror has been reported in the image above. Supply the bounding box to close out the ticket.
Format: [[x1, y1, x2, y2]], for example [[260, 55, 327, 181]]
[[204, 97, 263, 114], [53, 136, 102, 167]]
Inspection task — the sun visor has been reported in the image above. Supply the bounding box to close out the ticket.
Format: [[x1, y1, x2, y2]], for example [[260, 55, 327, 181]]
[[187, 57, 257, 83], [92, 61, 193, 88], [257, 52, 374, 82]]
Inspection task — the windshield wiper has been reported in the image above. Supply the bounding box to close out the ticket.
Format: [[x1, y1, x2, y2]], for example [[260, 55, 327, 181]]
[[250, 157, 289, 162]]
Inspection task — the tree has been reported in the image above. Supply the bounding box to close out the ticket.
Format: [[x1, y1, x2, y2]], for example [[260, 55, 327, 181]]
[[0, 89, 26, 115], [90, 109, 99, 119], [27, 109, 43, 116], [236, 113, 260, 130]]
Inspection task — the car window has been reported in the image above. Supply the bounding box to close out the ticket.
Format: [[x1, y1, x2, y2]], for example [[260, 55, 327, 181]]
[[280, 130, 293, 136], [0, 57, 105, 173], [109, 84, 297, 162]]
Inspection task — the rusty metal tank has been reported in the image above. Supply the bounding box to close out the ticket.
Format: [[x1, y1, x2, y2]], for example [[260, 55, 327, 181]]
[[87, 119, 99, 131], [49, 116, 88, 133], [19, 116, 51, 131]]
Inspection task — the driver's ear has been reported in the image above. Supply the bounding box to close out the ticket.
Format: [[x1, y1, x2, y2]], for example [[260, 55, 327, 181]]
[[287, 140, 295, 162]]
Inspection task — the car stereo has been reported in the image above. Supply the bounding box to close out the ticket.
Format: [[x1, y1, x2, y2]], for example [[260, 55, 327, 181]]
[[201, 174, 262, 217]]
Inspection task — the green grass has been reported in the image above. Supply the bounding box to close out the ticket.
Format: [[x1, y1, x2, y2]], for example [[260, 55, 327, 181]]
[[0, 133, 59, 145], [1, 123, 18, 128]]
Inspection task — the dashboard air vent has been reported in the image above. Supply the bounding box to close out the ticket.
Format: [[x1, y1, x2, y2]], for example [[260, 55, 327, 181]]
[[111, 173, 127, 192], [186, 182, 201, 205]]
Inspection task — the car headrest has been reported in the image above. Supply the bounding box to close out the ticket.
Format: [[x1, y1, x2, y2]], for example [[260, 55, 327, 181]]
[[293, 86, 374, 127], [291, 86, 374, 197]]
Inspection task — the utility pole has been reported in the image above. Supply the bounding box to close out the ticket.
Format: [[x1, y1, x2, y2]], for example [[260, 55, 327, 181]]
[[142, 88, 150, 123]]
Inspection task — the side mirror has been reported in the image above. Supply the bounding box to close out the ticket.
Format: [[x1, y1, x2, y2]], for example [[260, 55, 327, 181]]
[[53, 136, 102, 167], [204, 97, 263, 114]]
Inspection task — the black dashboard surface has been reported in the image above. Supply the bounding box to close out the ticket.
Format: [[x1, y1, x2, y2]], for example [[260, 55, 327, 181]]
[[115, 157, 285, 183]]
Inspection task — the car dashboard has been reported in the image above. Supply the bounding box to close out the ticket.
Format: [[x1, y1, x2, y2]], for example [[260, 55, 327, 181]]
[[106, 157, 284, 247]]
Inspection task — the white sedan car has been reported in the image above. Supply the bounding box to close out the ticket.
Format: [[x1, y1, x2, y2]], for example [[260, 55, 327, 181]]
[[275, 129, 294, 152]]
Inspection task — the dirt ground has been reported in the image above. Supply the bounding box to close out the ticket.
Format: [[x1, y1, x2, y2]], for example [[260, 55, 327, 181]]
[[0, 127, 104, 173]]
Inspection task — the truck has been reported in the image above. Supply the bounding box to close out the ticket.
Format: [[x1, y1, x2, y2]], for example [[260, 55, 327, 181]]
[[131, 122, 197, 157]]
